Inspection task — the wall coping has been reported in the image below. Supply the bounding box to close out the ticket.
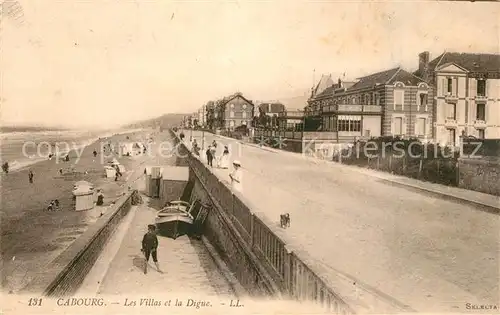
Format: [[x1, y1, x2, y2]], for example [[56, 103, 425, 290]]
[[22, 191, 135, 295], [459, 156, 500, 166]]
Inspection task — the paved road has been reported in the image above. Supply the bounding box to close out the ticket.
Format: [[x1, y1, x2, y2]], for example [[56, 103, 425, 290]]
[[188, 130, 499, 313]]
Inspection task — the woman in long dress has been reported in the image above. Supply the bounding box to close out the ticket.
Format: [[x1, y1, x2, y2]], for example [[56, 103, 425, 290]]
[[219, 146, 230, 169]]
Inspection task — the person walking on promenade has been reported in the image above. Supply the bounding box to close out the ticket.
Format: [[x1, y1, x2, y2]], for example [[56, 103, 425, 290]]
[[229, 160, 243, 193], [210, 144, 217, 165], [28, 170, 34, 184], [219, 145, 230, 169], [206, 146, 213, 167], [141, 224, 161, 274]]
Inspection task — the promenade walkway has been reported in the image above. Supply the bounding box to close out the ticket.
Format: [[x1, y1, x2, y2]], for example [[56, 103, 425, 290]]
[[78, 132, 235, 298], [184, 130, 499, 313]]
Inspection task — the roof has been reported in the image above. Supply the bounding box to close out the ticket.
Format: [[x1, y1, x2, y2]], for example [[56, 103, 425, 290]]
[[219, 92, 254, 108], [161, 166, 189, 181], [312, 74, 334, 96], [349, 67, 426, 90], [428, 52, 500, 73], [258, 102, 285, 113]]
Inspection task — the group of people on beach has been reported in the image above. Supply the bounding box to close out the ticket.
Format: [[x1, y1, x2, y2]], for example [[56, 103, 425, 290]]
[[47, 199, 60, 211]]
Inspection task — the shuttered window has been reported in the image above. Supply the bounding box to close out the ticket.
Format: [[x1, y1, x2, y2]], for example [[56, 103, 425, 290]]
[[394, 117, 403, 135], [394, 90, 404, 109], [416, 118, 426, 136]]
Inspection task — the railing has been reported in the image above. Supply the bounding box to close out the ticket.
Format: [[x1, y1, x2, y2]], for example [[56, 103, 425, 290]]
[[278, 111, 305, 118], [171, 129, 354, 314], [322, 104, 382, 113]]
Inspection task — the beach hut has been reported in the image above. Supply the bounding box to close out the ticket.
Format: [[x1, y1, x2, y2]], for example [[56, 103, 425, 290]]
[[144, 167, 152, 196], [159, 166, 190, 205], [74, 180, 94, 191], [104, 165, 116, 178], [73, 186, 94, 211], [110, 158, 126, 173], [120, 143, 134, 156]]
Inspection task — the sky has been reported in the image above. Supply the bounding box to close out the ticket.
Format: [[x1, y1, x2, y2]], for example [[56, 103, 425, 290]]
[[1, 0, 498, 129]]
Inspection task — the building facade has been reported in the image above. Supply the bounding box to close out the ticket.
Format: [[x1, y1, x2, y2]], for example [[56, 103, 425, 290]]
[[417, 51, 500, 145], [214, 92, 255, 130], [307, 67, 433, 142], [197, 104, 206, 128]]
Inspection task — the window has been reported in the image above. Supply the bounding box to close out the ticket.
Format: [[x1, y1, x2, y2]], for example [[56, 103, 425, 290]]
[[477, 80, 486, 96], [242, 104, 247, 109], [447, 78, 453, 94], [416, 118, 426, 136], [476, 104, 485, 120], [394, 90, 404, 109], [419, 93, 428, 110], [447, 128, 456, 146], [373, 93, 380, 106], [229, 120, 235, 127], [478, 129, 485, 139], [447, 103, 456, 120], [230, 103, 235, 108], [394, 117, 403, 135], [337, 115, 361, 132], [242, 111, 247, 119], [230, 111, 235, 118]]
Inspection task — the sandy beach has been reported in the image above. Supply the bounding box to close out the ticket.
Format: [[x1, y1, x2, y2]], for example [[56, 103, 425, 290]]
[[0, 128, 171, 293]]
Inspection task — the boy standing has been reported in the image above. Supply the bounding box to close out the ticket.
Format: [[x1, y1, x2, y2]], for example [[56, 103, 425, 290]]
[[141, 224, 161, 274]]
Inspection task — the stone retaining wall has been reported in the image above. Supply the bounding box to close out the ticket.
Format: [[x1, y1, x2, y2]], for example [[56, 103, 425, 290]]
[[458, 157, 500, 196], [22, 190, 138, 296]]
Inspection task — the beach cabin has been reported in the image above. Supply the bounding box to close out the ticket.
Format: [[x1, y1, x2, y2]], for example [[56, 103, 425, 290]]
[[144, 167, 152, 196], [104, 165, 116, 178], [119, 143, 134, 156], [110, 158, 126, 173], [144, 166, 162, 198], [74, 180, 94, 191], [159, 166, 190, 206], [73, 185, 94, 211]]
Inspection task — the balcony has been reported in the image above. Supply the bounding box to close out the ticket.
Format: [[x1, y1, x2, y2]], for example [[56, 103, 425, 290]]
[[321, 104, 382, 114], [444, 94, 458, 103], [473, 119, 487, 128], [475, 95, 488, 104], [444, 118, 457, 127], [278, 111, 304, 118]]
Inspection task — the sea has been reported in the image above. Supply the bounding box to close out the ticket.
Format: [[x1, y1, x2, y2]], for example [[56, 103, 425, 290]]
[[0, 129, 126, 172]]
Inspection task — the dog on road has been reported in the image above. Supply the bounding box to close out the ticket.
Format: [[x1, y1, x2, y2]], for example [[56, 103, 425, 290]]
[[280, 213, 290, 228]]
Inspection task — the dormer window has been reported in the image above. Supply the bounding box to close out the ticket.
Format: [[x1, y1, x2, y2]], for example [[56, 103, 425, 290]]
[[418, 92, 428, 111]]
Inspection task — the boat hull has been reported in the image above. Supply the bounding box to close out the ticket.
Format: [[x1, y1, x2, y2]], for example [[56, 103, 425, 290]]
[[155, 214, 193, 239]]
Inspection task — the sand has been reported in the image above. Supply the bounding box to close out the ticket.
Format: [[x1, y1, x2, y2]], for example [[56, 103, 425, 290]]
[[0, 129, 169, 293]]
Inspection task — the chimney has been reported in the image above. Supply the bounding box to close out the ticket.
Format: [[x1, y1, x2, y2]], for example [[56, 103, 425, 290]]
[[338, 78, 341, 87], [418, 51, 430, 81]]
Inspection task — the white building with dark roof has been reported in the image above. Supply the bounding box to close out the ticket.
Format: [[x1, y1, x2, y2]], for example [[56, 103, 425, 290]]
[[418, 51, 500, 145]]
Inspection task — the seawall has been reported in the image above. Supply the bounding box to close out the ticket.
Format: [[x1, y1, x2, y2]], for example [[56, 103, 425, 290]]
[[170, 130, 356, 314], [21, 190, 138, 296]]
